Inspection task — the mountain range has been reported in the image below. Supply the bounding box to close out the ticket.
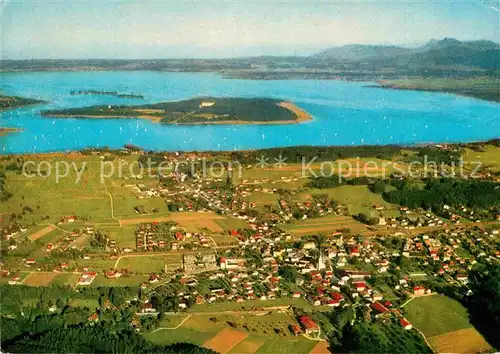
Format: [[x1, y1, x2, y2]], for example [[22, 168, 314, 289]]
[[313, 38, 500, 70], [1, 38, 499, 75]]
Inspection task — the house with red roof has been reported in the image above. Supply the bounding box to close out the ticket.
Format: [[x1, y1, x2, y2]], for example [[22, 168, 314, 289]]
[[105, 270, 122, 279], [350, 247, 360, 257], [299, 316, 319, 334], [175, 232, 184, 241], [352, 281, 367, 292], [219, 257, 245, 270], [400, 318, 413, 330], [8, 275, 21, 285], [327, 299, 341, 307], [371, 302, 390, 317], [330, 292, 344, 302], [413, 285, 427, 296], [77, 272, 97, 285], [149, 274, 160, 283]]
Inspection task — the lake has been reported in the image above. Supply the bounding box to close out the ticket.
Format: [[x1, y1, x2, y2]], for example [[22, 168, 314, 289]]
[[1, 71, 499, 154]]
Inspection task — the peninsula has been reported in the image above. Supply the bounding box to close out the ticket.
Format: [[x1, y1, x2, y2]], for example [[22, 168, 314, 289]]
[[370, 78, 500, 102], [0, 94, 45, 135], [0, 94, 45, 110], [0, 127, 22, 136], [41, 97, 312, 124]]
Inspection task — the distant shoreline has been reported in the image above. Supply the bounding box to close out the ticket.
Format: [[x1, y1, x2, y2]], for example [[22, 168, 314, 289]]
[[367, 78, 500, 103], [1, 138, 498, 157]]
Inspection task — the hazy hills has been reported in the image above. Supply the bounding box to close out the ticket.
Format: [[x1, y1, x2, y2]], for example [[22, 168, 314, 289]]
[[313, 45, 411, 61], [1, 38, 499, 78], [313, 38, 500, 70]]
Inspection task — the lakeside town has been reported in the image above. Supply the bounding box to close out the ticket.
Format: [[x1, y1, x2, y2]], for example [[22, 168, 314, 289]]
[[1, 141, 499, 353], [1, 0, 499, 351]]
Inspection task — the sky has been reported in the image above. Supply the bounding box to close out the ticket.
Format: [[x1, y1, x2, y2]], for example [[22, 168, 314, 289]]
[[1, 0, 499, 59]]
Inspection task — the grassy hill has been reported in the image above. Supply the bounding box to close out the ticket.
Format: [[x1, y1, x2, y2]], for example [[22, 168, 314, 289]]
[[404, 295, 492, 353]]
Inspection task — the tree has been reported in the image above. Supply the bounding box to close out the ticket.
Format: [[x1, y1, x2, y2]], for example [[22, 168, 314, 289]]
[[312, 234, 327, 251], [333, 322, 431, 354], [109, 287, 126, 307], [278, 266, 298, 283], [466, 264, 500, 348]]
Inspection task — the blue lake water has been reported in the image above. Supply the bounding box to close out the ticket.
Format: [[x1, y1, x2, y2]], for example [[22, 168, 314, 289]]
[[1, 71, 499, 154]]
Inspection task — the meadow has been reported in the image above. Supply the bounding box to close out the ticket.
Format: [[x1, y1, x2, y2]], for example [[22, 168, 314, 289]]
[[404, 295, 492, 353], [115, 254, 183, 273], [282, 214, 369, 236], [297, 185, 400, 217], [462, 144, 500, 172], [145, 312, 321, 354]]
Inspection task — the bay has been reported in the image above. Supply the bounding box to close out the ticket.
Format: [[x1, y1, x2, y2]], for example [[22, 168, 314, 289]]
[[1, 71, 499, 153]]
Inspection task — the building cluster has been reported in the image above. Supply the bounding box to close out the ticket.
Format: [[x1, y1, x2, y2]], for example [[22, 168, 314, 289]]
[[133, 225, 499, 334]]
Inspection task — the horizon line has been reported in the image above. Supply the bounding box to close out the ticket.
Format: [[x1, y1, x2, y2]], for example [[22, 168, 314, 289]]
[[2, 37, 498, 62]]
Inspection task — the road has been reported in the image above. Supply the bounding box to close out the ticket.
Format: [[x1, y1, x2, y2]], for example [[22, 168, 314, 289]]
[[103, 181, 120, 225], [150, 314, 193, 332]]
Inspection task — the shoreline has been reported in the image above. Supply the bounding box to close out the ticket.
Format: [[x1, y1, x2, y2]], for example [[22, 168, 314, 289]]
[[367, 80, 500, 103], [277, 101, 312, 123], [41, 101, 313, 125], [1, 138, 498, 156], [0, 127, 22, 136], [46, 114, 164, 123]]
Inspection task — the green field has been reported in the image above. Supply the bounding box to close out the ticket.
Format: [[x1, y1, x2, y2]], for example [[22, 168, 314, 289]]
[[0, 155, 173, 227], [404, 295, 473, 337], [256, 337, 317, 354], [282, 214, 369, 235], [69, 298, 100, 308], [36, 229, 68, 245], [145, 327, 218, 346], [189, 298, 328, 313], [145, 312, 319, 353], [108, 182, 169, 218], [102, 226, 137, 248], [462, 145, 500, 172], [68, 258, 117, 272], [210, 234, 239, 246], [51, 273, 81, 286], [91, 274, 148, 287], [214, 217, 248, 231], [116, 254, 183, 273], [1, 159, 113, 225], [298, 185, 400, 217]]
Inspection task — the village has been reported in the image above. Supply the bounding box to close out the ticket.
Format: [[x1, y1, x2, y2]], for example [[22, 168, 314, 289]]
[[1, 144, 499, 353], [3, 202, 498, 343]]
